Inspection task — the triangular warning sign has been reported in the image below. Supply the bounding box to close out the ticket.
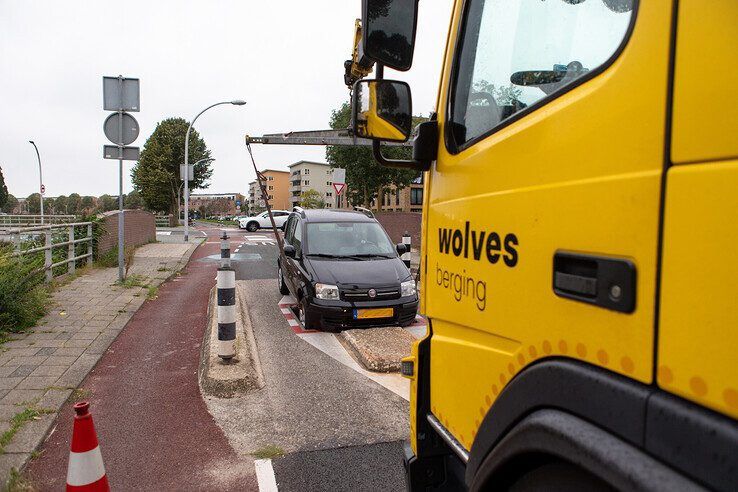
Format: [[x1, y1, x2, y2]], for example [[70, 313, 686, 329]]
[[333, 183, 346, 196]]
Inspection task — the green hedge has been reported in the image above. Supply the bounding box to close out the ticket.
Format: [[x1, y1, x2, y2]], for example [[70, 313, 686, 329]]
[[0, 244, 49, 336]]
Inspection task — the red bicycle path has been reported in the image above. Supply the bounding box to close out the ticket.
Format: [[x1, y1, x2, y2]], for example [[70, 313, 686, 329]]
[[25, 228, 257, 490]]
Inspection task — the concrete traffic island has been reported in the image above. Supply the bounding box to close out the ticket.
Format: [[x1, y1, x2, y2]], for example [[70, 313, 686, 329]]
[[199, 286, 264, 398], [339, 327, 416, 372]]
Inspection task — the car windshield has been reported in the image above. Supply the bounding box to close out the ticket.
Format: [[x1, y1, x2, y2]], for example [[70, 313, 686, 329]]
[[306, 222, 396, 257]]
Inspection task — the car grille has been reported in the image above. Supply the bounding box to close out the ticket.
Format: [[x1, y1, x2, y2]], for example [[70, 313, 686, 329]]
[[341, 287, 400, 301]]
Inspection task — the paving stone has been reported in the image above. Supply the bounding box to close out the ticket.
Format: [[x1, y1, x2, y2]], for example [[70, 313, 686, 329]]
[[51, 347, 85, 358], [0, 389, 45, 406], [16, 376, 61, 390], [28, 366, 67, 378], [0, 453, 29, 480], [0, 367, 18, 378], [70, 332, 99, 340], [0, 378, 23, 390], [34, 347, 56, 357], [4, 356, 48, 367], [0, 404, 22, 420], [2, 348, 39, 359], [3, 414, 56, 453], [43, 356, 78, 367], [9, 366, 38, 378], [37, 389, 74, 410], [61, 339, 93, 349]]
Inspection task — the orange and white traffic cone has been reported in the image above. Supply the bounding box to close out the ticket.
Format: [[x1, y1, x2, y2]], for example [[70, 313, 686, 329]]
[[66, 402, 110, 491]]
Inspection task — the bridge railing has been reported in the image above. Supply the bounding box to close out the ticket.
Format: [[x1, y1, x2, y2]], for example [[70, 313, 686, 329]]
[[2, 222, 94, 282], [0, 215, 77, 229]]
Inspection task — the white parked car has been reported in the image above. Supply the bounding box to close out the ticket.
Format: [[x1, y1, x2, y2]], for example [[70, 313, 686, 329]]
[[238, 210, 291, 232]]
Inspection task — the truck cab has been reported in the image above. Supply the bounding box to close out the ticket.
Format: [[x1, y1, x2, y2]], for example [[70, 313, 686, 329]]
[[352, 0, 738, 490]]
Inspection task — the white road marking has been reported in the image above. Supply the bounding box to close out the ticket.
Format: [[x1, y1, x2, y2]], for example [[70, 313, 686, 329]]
[[254, 459, 278, 492], [297, 332, 410, 401], [234, 249, 240, 253], [155, 231, 172, 236]]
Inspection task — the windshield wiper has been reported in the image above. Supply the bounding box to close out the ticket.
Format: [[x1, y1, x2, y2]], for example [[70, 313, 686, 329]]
[[306, 253, 343, 258], [351, 254, 395, 259]]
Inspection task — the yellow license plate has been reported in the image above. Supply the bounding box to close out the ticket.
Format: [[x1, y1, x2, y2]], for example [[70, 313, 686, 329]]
[[354, 308, 394, 320]]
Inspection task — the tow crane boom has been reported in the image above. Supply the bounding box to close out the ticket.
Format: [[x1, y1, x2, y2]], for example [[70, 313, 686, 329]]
[[245, 129, 412, 147]]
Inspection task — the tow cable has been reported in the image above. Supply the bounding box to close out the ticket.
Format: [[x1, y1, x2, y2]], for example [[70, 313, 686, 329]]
[[245, 138, 285, 254]]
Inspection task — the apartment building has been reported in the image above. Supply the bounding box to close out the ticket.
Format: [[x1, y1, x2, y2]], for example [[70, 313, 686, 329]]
[[190, 193, 246, 216], [288, 161, 337, 208], [376, 174, 424, 213], [247, 169, 290, 213]]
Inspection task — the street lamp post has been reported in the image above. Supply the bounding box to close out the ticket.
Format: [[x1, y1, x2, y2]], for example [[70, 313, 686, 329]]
[[28, 141, 44, 224], [179, 158, 214, 222], [183, 100, 246, 242]]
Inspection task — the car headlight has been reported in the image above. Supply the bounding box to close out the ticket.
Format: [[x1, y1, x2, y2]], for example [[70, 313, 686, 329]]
[[401, 279, 416, 297], [315, 283, 339, 300]]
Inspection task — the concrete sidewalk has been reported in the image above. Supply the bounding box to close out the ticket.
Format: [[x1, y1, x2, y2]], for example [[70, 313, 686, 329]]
[[0, 241, 199, 484]]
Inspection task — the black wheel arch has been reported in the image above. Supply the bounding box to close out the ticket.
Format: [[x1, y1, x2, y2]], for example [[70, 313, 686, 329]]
[[464, 359, 738, 491]]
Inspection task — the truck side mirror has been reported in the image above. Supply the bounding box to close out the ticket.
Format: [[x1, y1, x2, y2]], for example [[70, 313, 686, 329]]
[[362, 0, 419, 71], [352, 79, 412, 143], [283, 244, 296, 258]]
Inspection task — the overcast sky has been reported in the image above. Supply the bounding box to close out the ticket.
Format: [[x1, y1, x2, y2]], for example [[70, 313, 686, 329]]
[[0, 0, 453, 198]]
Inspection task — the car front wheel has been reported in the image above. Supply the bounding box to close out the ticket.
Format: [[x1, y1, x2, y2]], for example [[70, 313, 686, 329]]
[[246, 222, 259, 232], [278, 264, 289, 295]]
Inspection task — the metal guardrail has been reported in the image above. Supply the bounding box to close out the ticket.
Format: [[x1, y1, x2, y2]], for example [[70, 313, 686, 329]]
[[5, 222, 93, 282], [155, 215, 172, 227], [0, 214, 77, 228]]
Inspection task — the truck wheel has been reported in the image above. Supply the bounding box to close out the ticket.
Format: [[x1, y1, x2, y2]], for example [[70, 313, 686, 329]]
[[505, 461, 613, 492], [246, 221, 259, 232]]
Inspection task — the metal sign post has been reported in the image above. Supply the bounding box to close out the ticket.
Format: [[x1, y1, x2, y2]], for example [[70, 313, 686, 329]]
[[332, 168, 346, 208], [103, 75, 140, 282]]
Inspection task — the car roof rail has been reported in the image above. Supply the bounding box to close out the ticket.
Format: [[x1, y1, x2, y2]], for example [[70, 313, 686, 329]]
[[353, 206, 375, 219], [292, 206, 306, 217]]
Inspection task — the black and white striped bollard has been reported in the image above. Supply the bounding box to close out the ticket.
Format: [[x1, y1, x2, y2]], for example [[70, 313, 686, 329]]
[[217, 265, 236, 360], [402, 231, 412, 269], [220, 230, 230, 268]]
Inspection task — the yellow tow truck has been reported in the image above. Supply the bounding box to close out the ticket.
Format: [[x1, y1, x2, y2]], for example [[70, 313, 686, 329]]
[[348, 0, 738, 490]]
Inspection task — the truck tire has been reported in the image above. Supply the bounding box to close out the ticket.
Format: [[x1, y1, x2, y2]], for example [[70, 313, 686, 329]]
[[506, 461, 614, 492]]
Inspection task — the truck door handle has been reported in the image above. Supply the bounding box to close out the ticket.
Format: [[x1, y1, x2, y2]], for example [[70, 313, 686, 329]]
[[553, 251, 636, 313]]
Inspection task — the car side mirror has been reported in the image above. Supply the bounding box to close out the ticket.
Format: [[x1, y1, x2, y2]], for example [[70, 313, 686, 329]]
[[352, 79, 412, 142], [362, 0, 419, 71], [396, 243, 408, 255], [284, 244, 296, 258]]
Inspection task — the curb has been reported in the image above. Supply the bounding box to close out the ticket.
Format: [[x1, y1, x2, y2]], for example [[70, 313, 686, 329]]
[[198, 285, 264, 398], [338, 327, 416, 373]]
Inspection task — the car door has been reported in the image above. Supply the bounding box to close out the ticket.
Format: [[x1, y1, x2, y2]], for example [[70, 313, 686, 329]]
[[424, 0, 671, 451], [273, 212, 289, 228], [282, 216, 301, 295]]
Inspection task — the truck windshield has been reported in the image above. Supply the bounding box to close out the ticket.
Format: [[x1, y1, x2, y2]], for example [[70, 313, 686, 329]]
[[449, 0, 635, 147], [306, 222, 396, 257]]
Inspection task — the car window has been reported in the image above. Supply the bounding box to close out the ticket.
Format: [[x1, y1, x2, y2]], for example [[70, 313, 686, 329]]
[[305, 222, 396, 257], [284, 216, 296, 243], [448, 0, 635, 149], [293, 219, 303, 252]]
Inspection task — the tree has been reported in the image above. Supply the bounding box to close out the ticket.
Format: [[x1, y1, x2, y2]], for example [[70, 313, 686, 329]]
[[325, 101, 421, 208], [80, 196, 95, 214], [98, 194, 118, 212], [45, 197, 55, 214], [67, 193, 82, 215], [299, 189, 325, 209], [124, 190, 143, 209], [2, 194, 18, 214], [55, 195, 68, 214], [0, 167, 8, 211], [26, 193, 41, 214], [131, 118, 212, 216]]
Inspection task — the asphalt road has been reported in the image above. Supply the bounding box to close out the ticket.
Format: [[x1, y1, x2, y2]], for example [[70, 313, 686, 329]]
[[201, 223, 410, 491]]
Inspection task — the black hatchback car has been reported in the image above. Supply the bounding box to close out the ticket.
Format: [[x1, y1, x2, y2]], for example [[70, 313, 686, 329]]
[[277, 208, 418, 332]]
